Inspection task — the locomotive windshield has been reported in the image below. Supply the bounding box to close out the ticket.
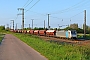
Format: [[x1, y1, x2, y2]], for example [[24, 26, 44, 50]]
[[71, 30, 77, 34]]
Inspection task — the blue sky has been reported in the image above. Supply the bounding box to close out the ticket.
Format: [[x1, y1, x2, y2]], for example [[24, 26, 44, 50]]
[[0, 0, 90, 29]]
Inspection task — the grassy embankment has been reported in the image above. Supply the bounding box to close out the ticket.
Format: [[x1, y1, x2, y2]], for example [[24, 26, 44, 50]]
[[14, 33, 90, 60], [0, 34, 5, 43]]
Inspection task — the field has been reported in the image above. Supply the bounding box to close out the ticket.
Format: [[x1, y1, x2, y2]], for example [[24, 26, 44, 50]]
[[14, 33, 90, 60]]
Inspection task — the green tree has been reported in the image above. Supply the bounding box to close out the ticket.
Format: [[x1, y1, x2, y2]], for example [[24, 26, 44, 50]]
[[70, 23, 78, 29], [64, 27, 73, 30], [50, 28, 53, 30], [38, 28, 44, 30], [34, 27, 39, 30], [0, 26, 5, 30], [54, 28, 57, 30], [83, 24, 88, 30], [88, 26, 90, 33], [76, 28, 83, 33]]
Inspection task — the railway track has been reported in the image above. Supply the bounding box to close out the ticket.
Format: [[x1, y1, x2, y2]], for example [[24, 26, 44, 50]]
[[38, 35, 90, 46]]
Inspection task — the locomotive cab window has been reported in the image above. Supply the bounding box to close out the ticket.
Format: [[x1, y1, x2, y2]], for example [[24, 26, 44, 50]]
[[71, 31, 76, 34]]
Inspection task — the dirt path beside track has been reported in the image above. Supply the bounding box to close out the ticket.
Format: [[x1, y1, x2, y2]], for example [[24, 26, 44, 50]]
[[0, 34, 47, 60]]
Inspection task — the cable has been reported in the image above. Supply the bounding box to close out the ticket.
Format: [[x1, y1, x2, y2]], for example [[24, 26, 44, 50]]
[[27, 11, 67, 21], [25, 0, 40, 13], [24, 0, 33, 8], [15, 11, 19, 21], [29, 10, 47, 16], [51, 0, 89, 14], [23, 0, 30, 8], [50, 16, 62, 20], [15, 15, 18, 21], [70, 11, 83, 19], [28, 11, 64, 20]]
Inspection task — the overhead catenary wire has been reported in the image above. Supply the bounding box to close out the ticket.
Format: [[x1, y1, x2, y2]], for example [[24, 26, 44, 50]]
[[70, 11, 84, 19], [23, 0, 30, 8], [50, 16, 63, 20], [21, 0, 87, 28], [15, 15, 18, 21], [23, 0, 87, 21], [50, 11, 84, 22], [14, 10, 20, 21], [51, 0, 90, 14], [25, 0, 40, 13], [29, 11, 64, 20], [29, 10, 46, 16], [26, 10, 69, 21], [51, 0, 85, 14], [24, 0, 33, 8]]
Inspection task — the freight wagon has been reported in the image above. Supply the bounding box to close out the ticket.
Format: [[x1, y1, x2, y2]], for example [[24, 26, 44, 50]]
[[46, 30, 56, 37], [34, 30, 39, 35], [19, 30, 22, 33], [27, 30, 30, 34], [30, 30, 34, 34], [39, 30, 46, 36]]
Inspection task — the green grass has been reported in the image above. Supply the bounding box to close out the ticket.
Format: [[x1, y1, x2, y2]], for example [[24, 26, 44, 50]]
[[77, 34, 90, 39], [0, 34, 4, 43], [0, 37, 2, 43], [14, 33, 90, 60]]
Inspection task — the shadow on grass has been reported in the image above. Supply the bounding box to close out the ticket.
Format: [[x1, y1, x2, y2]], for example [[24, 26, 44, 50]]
[[0, 34, 5, 45], [47, 40, 75, 46]]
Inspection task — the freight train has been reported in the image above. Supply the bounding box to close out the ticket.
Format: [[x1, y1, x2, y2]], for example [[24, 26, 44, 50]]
[[12, 29, 77, 39]]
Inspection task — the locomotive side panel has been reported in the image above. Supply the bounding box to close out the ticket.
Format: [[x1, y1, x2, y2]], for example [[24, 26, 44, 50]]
[[56, 31, 67, 38]]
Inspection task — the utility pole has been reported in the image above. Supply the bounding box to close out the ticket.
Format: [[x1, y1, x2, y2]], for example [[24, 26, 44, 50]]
[[48, 14, 50, 30], [7, 24, 9, 30], [58, 24, 60, 31], [18, 8, 24, 29], [84, 10, 86, 37], [10, 22, 11, 29], [70, 19, 71, 27], [21, 25, 22, 29], [31, 19, 34, 29], [44, 20, 45, 29], [10, 25, 11, 30], [16, 23, 17, 30], [29, 24, 30, 29], [11, 20, 14, 30]]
